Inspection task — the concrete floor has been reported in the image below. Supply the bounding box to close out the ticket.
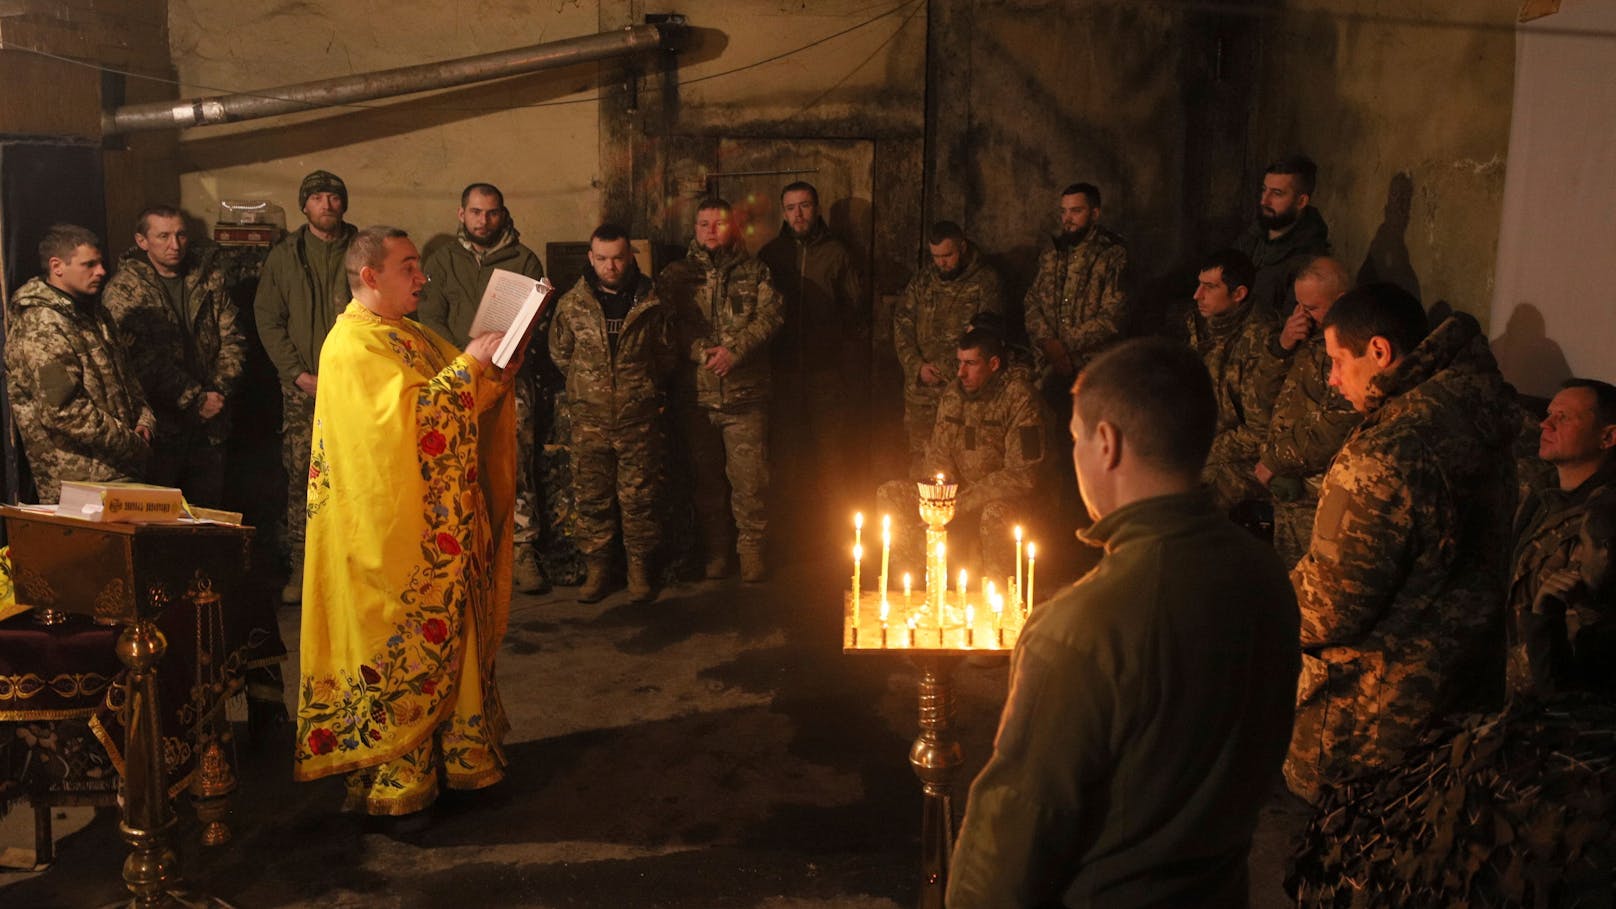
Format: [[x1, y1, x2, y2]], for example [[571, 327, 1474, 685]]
[[1, 544, 1308, 908]]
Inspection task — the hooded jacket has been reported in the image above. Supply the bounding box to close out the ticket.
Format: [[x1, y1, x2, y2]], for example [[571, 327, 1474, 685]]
[[548, 269, 675, 428], [417, 225, 546, 350], [1286, 313, 1519, 801], [1233, 206, 1330, 318], [661, 239, 782, 410], [4, 277, 155, 500], [102, 243, 246, 442]]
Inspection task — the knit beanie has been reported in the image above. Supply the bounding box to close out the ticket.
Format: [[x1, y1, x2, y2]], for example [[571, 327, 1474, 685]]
[[299, 170, 348, 209]]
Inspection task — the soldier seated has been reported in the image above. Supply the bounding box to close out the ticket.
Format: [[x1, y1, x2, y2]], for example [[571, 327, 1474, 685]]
[[877, 324, 1052, 582]]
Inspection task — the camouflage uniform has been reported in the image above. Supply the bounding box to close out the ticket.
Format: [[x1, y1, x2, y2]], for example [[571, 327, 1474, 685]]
[[1232, 207, 1330, 318], [102, 243, 247, 506], [253, 223, 356, 567], [1187, 302, 1283, 513], [1022, 227, 1129, 374], [758, 219, 867, 510], [877, 366, 1050, 577], [1504, 460, 1616, 700], [661, 239, 783, 560], [4, 277, 155, 502], [1285, 314, 1519, 803], [548, 271, 675, 562], [417, 225, 550, 556], [1258, 331, 1361, 567], [893, 245, 1005, 472]]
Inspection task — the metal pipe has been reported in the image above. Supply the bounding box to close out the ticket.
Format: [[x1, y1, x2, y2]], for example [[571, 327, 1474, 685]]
[[104, 20, 686, 135]]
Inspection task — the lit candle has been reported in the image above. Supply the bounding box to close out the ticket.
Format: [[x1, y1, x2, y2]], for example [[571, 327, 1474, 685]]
[[880, 599, 890, 646], [1026, 542, 1036, 613], [992, 591, 1005, 648], [854, 512, 863, 551], [907, 615, 917, 647], [852, 543, 862, 625], [903, 572, 912, 601], [879, 515, 891, 601], [1014, 525, 1024, 610], [958, 569, 968, 613], [966, 604, 975, 648]]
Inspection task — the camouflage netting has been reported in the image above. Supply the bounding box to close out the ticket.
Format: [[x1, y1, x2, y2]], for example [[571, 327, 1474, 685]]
[[1287, 695, 1616, 908]]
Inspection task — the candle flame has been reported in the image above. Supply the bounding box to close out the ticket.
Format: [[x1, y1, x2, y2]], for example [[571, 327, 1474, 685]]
[[1027, 542, 1037, 559], [906, 615, 917, 629], [1014, 525, 1023, 541], [935, 473, 945, 485], [882, 514, 891, 530], [880, 600, 890, 621], [854, 512, 864, 529], [966, 604, 975, 624]]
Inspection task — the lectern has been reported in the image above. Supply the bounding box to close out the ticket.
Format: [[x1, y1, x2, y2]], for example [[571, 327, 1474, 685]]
[[1, 506, 250, 908]]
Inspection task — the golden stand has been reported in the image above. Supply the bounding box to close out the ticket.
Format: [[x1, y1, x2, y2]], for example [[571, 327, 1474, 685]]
[[909, 654, 963, 909]]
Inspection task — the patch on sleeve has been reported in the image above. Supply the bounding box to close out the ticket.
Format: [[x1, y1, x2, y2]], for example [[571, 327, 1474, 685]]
[[1020, 426, 1043, 461], [38, 360, 80, 408]]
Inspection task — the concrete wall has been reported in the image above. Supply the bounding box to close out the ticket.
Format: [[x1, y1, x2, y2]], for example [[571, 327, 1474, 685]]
[[1250, 1, 1517, 324]]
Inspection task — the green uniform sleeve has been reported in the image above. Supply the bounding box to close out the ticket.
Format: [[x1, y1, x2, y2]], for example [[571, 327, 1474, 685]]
[[893, 277, 925, 386], [1021, 250, 1056, 347], [14, 311, 150, 466], [208, 290, 249, 397], [1064, 245, 1128, 364], [547, 297, 575, 377], [254, 247, 310, 383], [103, 277, 207, 414], [724, 263, 783, 365], [957, 387, 1048, 514]]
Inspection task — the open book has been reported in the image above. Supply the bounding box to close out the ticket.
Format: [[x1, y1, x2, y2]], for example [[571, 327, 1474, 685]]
[[468, 269, 556, 369]]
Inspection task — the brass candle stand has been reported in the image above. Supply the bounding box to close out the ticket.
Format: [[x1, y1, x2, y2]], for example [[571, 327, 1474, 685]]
[[841, 477, 1029, 908]]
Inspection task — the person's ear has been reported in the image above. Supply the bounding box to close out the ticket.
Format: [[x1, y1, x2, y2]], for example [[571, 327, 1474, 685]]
[[1231, 284, 1249, 305], [1096, 420, 1121, 471], [1368, 336, 1396, 368], [1600, 423, 1616, 452], [1297, 192, 1312, 210], [361, 265, 380, 291]]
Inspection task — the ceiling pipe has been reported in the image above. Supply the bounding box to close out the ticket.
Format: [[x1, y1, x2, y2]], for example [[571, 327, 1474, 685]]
[[103, 20, 686, 135]]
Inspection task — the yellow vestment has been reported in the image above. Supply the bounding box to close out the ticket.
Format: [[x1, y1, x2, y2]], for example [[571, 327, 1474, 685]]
[[293, 302, 515, 814]]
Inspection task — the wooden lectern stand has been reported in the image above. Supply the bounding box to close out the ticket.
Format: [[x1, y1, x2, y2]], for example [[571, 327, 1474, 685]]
[[1, 506, 250, 908]]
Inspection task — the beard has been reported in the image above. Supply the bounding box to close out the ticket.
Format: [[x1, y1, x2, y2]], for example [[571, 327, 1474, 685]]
[[1058, 224, 1092, 247], [1258, 207, 1299, 232], [466, 224, 502, 246]]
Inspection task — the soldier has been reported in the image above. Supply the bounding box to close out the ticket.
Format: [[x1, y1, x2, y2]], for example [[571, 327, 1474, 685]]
[[894, 221, 1005, 473], [1285, 283, 1519, 803], [417, 182, 551, 593], [1233, 155, 1331, 318], [549, 225, 675, 604], [5, 224, 155, 502], [1254, 256, 1361, 567], [102, 205, 247, 507], [661, 198, 783, 582], [1505, 379, 1616, 700], [254, 169, 356, 603], [1187, 248, 1282, 515], [877, 324, 1050, 579], [758, 181, 866, 518], [948, 339, 1298, 908]]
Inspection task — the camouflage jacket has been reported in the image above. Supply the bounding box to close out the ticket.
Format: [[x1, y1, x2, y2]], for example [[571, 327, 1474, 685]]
[[1258, 331, 1360, 502], [417, 225, 546, 350], [1503, 460, 1616, 699], [4, 278, 155, 501], [548, 271, 675, 428], [102, 244, 247, 443], [1022, 227, 1129, 370], [893, 246, 1004, 403], [1187, 302, 1283, 482], [923, 368, 1051, 514], [757, 218, 866, 378], [1233, 207, 1330, 318], [1287, 313, 1518, 797], [661, 239, 782, 410], [253, 223, 356, 385]]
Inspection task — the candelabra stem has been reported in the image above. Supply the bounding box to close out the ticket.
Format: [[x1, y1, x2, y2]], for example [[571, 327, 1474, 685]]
[[909, 654, 964, 909]]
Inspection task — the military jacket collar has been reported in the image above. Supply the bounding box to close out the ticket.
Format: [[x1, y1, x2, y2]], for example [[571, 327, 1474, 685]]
[[1077, 490, 1222, 553]]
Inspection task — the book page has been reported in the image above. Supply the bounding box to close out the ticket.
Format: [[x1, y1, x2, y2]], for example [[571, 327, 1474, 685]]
[[492, 278, 556, 368], [469, 269, 541, 338]]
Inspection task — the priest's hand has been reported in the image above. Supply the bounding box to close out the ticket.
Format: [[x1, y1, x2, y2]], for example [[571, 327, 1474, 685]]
[[465, 332, 504, 367]]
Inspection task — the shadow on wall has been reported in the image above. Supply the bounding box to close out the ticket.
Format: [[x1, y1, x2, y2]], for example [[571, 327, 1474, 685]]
[[1491, 302, 1573, 398], [1357, 171, 1420, 301]]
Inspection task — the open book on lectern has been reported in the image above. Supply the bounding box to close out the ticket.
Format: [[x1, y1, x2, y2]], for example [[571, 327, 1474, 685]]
[[467, 269, 556, 369]]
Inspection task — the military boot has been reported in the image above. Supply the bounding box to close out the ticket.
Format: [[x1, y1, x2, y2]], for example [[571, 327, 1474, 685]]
[[739, 549, 767, 584], [512, 545, 550, 594], [577, 558, 611, 604], [626, 559, 655, 604]]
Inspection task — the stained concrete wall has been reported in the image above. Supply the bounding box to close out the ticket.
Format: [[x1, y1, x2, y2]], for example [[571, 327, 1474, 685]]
[[1249, 1, 1516, 324]]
